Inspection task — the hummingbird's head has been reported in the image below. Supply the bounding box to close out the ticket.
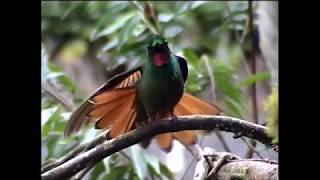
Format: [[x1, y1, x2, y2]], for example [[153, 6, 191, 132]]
[[147, 35, 170, 67]]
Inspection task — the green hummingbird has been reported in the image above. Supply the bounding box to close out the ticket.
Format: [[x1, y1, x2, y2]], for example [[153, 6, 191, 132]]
[[64, 35, 222, 151]]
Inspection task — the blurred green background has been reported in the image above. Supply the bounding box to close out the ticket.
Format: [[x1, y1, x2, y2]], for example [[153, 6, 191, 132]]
[[41, 1, 278, 179]]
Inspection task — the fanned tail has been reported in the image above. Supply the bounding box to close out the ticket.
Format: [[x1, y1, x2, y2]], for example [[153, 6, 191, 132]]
[[173, 130, 197, 145], [172, 93, 222, 146], [155, 133, 173, 152], [174, 93, 222, 115]]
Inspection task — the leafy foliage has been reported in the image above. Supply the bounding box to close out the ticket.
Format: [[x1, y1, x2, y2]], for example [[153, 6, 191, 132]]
[[42, 1, 276, 179], [264, 87, 278, 143]]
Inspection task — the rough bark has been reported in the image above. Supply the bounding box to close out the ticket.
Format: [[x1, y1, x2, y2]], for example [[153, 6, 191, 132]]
[[41, 115, 276, 180]]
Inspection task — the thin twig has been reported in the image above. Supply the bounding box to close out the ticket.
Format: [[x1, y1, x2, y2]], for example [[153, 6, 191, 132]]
[[42, 82, 76, 112], [224, 2, 251, 76], [214, 132, 231, 153], [184, 143, 203, 161], [130, 1, 160, 34], [41, 115, 275, 180], [181, 158, 196, 180], [119, 151, 131, 162], [241, 138, 263, 159], [203, 56, 231, 153], [224, 1, 261, 159], [203, 56, 216, 102], [245, 0, 259, 159], [181, 134, 205, 180]]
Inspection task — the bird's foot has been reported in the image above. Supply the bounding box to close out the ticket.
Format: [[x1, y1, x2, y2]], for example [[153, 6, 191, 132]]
[[171, 115, 178, 122]]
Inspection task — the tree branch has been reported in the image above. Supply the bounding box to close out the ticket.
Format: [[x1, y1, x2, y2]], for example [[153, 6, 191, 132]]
[[214, 160, 278, 179], [194, 147, 277, 180], [41, 115, 275, 180]]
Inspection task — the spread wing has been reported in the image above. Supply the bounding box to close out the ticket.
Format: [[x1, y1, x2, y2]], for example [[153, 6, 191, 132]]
[[64, 66, 142, 137]]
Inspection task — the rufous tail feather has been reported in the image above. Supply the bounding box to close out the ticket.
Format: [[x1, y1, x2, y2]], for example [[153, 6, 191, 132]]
[[155, 133, 173, 152], [174, 93, 222, 115], [172, 93, 222, 146], [173, 130, 197, 145]]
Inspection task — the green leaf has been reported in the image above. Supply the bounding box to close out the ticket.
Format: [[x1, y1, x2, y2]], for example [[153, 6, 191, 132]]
[[191, 1, 208, 9], [183, 51, 209, 94], [105, 2, 128, 16], [61, 2, 79, 20], [164, 26, 183, 37], [46, 60, 76, 93], [116, 39, 146, 57], [147, 164, 161, 178], [264, 87, 278, 143], [46, 135, 59, 158], [80, 128, 99, 144], [211, 59, 242, 103], [41, 107, 58, 127], [238, 72, 271, 87], [46, 72, 64, 80], [116, 15, 142, 52], [54, 120, 66, 133], [182, 48, 199, 64], [57, 75, 76, 94], [128, 166, 140, 180], [132, 24, 146, 37], [95, 12, 136, 39], [177, 1, 208, 15], [92, 2, 130, 35], [52, 139, 78, 158], [90, 162, 106, 180], [160, 163, 173, 180], [158, 13, 174, 22], [145, 154, 160, 176], [224, 97, 242, 117], [103, 165, 129, 180], [177, 2, 193, 14], [103, 156, 112, 174], [109, 154, 119, 168], [42, 107, 62, 136], [47, 61, 63, 72], [101, 38, 119, 52]]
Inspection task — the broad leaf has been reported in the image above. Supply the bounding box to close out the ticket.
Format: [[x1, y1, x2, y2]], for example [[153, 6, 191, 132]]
[[238, 72, 271, 87]]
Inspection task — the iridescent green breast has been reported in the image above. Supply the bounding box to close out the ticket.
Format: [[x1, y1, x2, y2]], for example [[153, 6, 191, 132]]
[[137, 55, 184, 115]]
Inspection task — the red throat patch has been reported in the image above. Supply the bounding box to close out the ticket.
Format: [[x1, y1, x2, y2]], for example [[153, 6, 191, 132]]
[[153, 52, 168, 66]]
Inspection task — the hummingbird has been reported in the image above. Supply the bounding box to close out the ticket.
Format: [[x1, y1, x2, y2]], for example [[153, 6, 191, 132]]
[[64, 35, 222, 151]]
